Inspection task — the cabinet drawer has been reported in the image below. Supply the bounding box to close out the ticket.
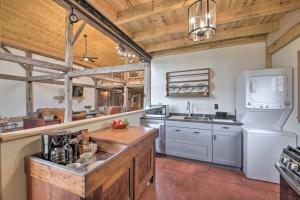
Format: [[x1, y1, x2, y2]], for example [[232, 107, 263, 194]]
[[166, 138, 212, 162], [213, 124, 242, 132], [166, 126, 212, 144], [166, 120, 212, 130]]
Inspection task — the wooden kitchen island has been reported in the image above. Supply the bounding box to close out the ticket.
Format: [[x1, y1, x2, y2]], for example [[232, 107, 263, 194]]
[[25, 126, 158, 200]]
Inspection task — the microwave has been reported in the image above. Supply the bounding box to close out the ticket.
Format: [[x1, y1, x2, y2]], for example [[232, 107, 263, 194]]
[[144, 105, 170, 118]]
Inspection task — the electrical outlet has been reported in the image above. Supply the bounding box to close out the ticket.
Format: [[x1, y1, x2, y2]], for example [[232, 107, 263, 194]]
[[214, 104, 218, 110]]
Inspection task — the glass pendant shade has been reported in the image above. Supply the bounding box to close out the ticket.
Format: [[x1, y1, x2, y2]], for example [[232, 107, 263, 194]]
[[188, 0, 216, 41]]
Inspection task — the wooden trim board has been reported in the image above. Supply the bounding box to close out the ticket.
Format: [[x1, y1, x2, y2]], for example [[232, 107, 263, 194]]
[[298, 50, 300, 123]]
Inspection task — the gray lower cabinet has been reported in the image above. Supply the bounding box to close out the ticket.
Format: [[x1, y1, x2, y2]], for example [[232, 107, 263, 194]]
[[165, 121, 212, 162], [212, 124, 242, 167]]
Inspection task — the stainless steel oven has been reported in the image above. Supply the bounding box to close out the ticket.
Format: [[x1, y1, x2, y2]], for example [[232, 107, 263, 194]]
[[144, 105, 169, 118], [276, 146, 300, 200], [140, 118, 165, 155]]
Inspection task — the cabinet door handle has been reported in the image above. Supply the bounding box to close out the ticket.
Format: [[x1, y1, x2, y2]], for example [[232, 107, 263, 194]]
[[213, 135, 217, 140], [193, 131, 200, 134], [222, 127, 230, 129], [175, 129, 181, 132]]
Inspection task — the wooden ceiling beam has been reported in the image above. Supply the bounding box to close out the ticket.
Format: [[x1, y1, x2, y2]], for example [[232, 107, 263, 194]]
[[117, 0, 300, 26], [116, 0, 194, 25], [151, 35, 266, 57], [0, 52, 71, 72], [68, 63, 146, 78], [0, 74, 27, 81], [132, 1, 300, 42], [86, 0, 118, 22], [146, 22, 278, 52], [267, 22, 300, 55], [28, 74, 65, 82], [72, 22, 86, 45]]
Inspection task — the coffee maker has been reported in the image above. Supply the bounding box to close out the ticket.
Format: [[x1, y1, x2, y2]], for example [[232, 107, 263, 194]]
[[41, 130, 82, 165]]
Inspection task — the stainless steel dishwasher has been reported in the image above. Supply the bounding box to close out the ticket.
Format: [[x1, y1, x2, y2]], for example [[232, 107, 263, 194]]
[[140, 118, 166, 155]]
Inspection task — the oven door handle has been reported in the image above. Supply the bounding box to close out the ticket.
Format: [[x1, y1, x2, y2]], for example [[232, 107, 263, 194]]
[[275, 163, 300, 196]]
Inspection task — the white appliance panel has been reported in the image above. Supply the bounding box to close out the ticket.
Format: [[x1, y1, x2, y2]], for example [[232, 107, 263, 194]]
[[243, 127, 297, 183], [245, 68, 292, 110]]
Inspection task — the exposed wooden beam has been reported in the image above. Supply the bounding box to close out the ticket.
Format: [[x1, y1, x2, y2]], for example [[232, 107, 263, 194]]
[[68, 63, 146, 78], [265, 47, 273, 68], [33, 79, 95, 88], [267, 22, 300, 55], [116, 0, 194, 25], [64, 12, 73, 123], [117, 0, 300, 25], [86, 0, 117, 21], [0, 74, 27, 81], [32, 68, 62, 75], [0, 45, 28, 70], [0, 52, 70, 72], [25, 51, 33, 115], [266, 9, 300, 46], [28, 74, 65, 81], [92, 75, 126, 84], [146, 22, 277, 52], [144, 65, 151, 108], [54, 0, 151, 62], [151, 35, 266, 57], [72, 22, 86, 45], [133, 22, 186, 42]]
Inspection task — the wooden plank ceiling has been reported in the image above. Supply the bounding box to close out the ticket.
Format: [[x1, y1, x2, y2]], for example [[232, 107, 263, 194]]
[[1, 0, 300, 67], [89, 0, 300, 57], [0, 0, 124, 68]]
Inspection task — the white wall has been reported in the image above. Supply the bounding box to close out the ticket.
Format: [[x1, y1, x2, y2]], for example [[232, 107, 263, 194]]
[[0, 47, 96, 118], [151, 43, 265, 115], [273, 37, 300, 140]]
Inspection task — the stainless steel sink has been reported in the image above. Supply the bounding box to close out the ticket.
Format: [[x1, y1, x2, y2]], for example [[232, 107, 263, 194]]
[[184, 116, 210, 121]]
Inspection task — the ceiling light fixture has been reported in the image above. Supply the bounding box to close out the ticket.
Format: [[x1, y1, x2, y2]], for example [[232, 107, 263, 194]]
[[188, 0, 216, 41], [116, 43, 136, 63]]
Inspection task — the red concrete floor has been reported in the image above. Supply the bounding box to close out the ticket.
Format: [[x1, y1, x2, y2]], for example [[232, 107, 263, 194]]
[[139, 157, 280, 200]]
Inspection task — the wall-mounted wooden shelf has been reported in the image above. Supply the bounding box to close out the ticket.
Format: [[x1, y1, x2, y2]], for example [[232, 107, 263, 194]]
[[166, 68, 211, 98]]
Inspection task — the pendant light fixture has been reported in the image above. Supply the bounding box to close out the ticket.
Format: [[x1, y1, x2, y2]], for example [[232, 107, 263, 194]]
[[188, 0, 216, 41]]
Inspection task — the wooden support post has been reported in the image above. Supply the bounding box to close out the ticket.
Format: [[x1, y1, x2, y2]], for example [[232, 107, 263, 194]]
[[265, 45, 272, 68], [123, 72, 129, 111], [26, 52, 33, 115], [64, 12, 73, 122], [144, 64, 151, 108], [93, 78, 99, 110]]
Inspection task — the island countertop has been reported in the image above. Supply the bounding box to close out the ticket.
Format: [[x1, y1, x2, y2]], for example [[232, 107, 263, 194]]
[[89, 126, 158, 146]]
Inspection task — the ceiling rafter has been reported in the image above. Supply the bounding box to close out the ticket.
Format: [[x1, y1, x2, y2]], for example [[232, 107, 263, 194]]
[[146, 22, 278, 52], [116, 0, 300, 26], [130, 0, 300, 43], [151, 35, 266, 57]]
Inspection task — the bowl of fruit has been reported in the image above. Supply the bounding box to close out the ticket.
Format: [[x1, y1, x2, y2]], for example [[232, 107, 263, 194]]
[[110, 118, 129, 129]]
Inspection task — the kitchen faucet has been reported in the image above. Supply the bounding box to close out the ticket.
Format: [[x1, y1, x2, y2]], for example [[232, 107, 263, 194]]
[[186, 101, 191, 117]]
